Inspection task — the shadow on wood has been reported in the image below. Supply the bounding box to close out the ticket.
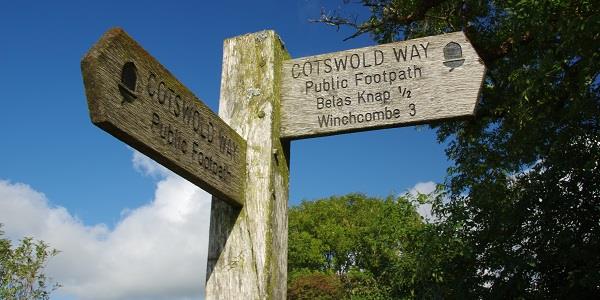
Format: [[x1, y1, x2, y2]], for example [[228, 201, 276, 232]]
[[206, 198, 241, 280]]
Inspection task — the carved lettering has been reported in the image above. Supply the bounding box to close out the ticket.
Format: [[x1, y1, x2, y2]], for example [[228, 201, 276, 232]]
[[146, 73, 238, 183]]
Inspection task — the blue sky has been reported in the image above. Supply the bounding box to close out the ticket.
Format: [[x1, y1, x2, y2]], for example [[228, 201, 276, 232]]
[[0, 1, 449, 299]]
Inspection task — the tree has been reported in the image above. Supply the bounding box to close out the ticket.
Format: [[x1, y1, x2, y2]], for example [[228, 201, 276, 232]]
[[0, 225, 60, 300], [316, 0, 599, 297], [288, 271, 345, 300], [288, 193, 440, 299]]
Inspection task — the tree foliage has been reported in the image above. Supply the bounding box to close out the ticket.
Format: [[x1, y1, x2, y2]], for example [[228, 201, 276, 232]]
[[312, 0, 600, 297], [288, 271, 345, 300], [0, 225, 59, 300], [288, 193, 436, 298]]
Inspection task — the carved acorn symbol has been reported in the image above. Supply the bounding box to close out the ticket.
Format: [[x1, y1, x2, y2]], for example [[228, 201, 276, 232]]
[[443, 42, 465, 71], [119, 61, 138, 103]]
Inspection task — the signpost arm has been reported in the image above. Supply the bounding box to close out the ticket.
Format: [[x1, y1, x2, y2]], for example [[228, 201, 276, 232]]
[[206, 30, 290, 300]]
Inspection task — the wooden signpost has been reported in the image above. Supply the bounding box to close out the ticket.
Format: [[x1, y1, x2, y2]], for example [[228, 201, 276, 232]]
[[81, 28, 246, 207], [281, 31, 486, 139], [81, 28, 484, 300], [81, 28, 290, 299]]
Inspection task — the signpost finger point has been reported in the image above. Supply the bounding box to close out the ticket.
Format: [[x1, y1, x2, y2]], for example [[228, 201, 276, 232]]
[[81, 28, 247, 207]]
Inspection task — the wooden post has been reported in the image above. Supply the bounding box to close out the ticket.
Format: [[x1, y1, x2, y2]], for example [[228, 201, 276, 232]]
[[206, 31, 290, 299]]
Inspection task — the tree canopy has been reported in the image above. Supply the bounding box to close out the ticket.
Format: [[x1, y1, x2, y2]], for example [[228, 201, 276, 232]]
[[288, 193, 454, 299], [299, 0, 600, 298]]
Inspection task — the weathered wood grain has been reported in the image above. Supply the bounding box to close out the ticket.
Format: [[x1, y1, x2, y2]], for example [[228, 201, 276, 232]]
[[281, 31, 486, 139], [81, 28, 246, 207], [206, 30, 290, 299]]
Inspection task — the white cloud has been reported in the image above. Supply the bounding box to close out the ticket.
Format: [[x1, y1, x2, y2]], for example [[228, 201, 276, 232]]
[[408, 181, 437, 195], [406, 181, 438, 223], [132, 148, 172, 178], [0, 151, 211, 300]]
